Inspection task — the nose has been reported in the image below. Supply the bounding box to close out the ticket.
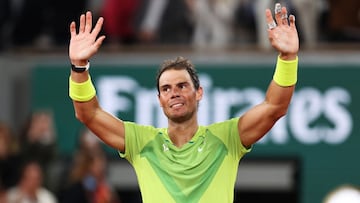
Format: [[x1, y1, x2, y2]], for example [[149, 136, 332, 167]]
[[170, 87, 181, 98]]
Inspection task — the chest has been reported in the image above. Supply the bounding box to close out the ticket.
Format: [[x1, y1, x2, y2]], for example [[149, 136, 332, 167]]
[[139, 133, 228, 177]]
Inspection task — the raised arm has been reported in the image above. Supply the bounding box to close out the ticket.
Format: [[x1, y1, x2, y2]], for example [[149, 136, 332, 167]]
[[238, 3, 299, 147], [69, 11, 125, 151]]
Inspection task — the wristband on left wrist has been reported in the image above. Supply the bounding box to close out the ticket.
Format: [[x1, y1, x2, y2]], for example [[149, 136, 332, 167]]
[[273, 55, 298, 87]]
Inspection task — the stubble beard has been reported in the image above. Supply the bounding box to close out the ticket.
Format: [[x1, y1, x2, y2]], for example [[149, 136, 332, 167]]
[[165, 108, 197, 124]]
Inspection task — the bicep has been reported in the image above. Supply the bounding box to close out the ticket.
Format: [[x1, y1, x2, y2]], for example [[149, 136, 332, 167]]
[[239, 81, 294, 147], [238, 102, 279, 147]]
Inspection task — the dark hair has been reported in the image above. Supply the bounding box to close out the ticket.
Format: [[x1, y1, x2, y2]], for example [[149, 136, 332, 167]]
[[156, 56, 200, 94]]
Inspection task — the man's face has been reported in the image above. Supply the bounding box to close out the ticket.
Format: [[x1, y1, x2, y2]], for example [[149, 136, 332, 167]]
[[158, 69, 203, 123], [22, 163, 42, 194]]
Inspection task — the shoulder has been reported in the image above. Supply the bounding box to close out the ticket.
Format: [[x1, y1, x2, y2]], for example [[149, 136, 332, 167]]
[[207, 117, 239, 130], [123, 121, 165, 146], [38, 188, 57, 203], [6, 187, 20, 200], [124, 121, 161, 134], [203, 118, 240, 144]]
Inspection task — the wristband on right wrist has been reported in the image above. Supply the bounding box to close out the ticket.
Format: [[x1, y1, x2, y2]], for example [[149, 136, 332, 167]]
[[273, 55, 298, 87]]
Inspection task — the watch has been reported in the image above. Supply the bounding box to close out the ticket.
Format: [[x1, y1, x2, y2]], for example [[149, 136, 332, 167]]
[[71, 61, 90, 73]]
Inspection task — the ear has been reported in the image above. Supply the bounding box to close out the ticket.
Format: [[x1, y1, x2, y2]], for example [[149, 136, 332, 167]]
[[196, 86, 203, 102]]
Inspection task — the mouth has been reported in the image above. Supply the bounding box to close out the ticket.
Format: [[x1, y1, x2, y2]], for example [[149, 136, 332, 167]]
[[170, 103, 184, 108]]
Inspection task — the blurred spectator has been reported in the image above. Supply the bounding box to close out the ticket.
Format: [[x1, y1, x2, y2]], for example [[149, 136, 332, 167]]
[[101, 0, 140, 45], [0, 189, 6, 203], [0, 0, 11, 51], [12, 0, 53, 47], [87, 0, 104, 17], [56, 128, 103, 192], [6, 160, 58, 203], [18, 110, 57, 187], [100, 0, 192, 46], [77, 128, 104, 155], [152, 0, 194, 44], [58, 148, 120, 203], [291, 0, 328, 46], [0, 121, 22, 191], [254, 0, 327, 50], [89, 152, 119, 203], [58, 128, 120, 203], [51, 0, 88, 45], [12, 0, 86, 48], [137, 0, 169, 44], [327, 0, 360, 42], [187, 0, 239, 50], [233, 0, 257, 44]]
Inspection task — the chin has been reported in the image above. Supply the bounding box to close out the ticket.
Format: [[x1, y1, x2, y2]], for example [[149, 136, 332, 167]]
[[169, 113, 193, 123]]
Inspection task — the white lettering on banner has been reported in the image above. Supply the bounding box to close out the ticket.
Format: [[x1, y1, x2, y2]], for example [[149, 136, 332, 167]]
[[135, 88, 167, 127], [96, 75, 353, 145], [289, 87, 352, 145], [97, 76, 138, 117]]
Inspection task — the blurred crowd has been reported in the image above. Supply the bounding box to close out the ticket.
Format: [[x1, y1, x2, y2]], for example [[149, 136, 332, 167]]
[[0, 0, 360, 200], [0, 110, 121, 203], [0, 0, 360, 52]]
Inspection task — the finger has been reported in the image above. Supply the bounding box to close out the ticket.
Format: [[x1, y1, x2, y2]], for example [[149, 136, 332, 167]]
[[69, 21, 76, 37], [85, 11, 93, 33], [280, 7, 289, 25], [91, 17, 104, 36], [265, 9, 276, 30], [94, 36, 106, 49], [274, 3, 282, 24], [79, 14, 85, 33], [289, 14, 296, 28], [265, 9, 274, 23]]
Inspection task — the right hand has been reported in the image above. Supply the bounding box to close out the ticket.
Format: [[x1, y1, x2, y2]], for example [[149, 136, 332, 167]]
[[69, 11, 106, 66]]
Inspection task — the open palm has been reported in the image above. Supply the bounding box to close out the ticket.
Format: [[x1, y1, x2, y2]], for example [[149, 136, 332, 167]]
[[69, 11, 105, 65], [266, 5, 299, 58]]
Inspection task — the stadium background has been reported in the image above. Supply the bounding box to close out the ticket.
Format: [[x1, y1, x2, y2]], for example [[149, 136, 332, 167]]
[[1, 49, 360, 203], [1, 0, 360, 202]]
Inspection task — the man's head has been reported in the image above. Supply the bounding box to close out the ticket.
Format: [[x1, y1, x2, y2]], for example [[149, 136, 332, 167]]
[[156, 56, 200, 94], [156, 56, 203, 123], [19, 161, 43, 194]]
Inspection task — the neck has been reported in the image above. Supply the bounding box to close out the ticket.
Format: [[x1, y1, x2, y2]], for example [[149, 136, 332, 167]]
[[20, 184, 38, 199], [168, 118, 199, 147]]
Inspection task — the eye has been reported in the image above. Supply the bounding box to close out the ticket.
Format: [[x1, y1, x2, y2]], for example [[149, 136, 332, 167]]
[[161, 86, 170, 93], [179, 83, 187, 89]]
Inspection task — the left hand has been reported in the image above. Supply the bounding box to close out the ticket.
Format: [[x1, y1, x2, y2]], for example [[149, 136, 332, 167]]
[[266, 3, 299, 60]]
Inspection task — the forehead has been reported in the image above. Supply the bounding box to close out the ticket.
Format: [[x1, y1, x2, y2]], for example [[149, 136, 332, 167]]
[[24, 164, 41, 176], [159, 69, 192, 86]]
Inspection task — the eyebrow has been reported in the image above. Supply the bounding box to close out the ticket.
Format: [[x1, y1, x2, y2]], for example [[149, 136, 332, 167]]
[[160, 81, 190, 89], [160, 84, 170, 90]]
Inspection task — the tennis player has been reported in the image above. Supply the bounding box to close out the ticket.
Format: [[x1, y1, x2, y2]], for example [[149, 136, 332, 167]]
[[68, 3, 299, 202]]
